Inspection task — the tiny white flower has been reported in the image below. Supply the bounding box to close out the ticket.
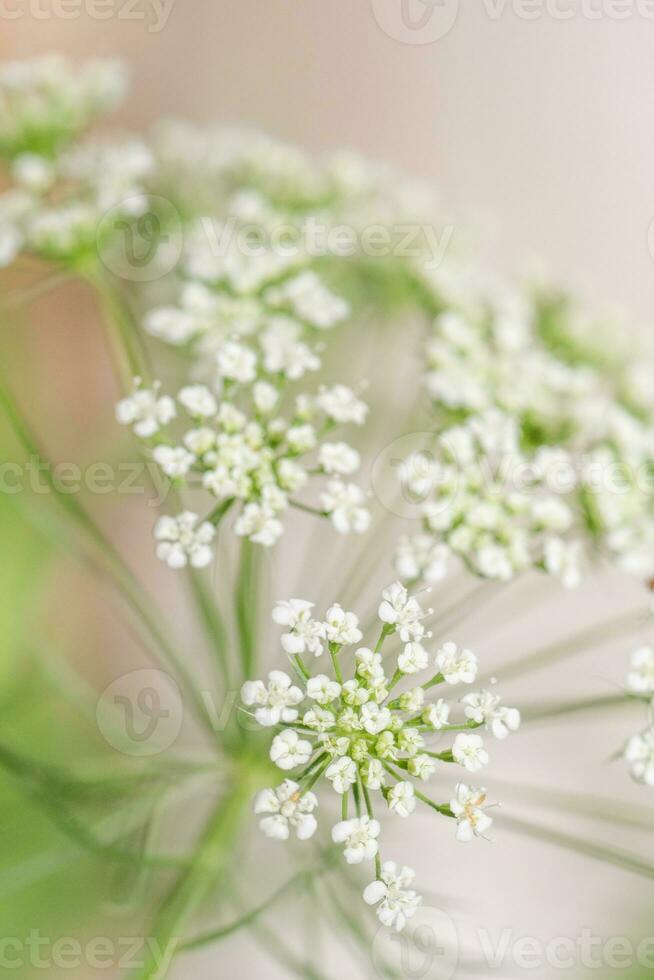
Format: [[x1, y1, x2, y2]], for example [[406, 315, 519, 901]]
[[286, 423, 316, 453], [324, 604, 363, 646], [253, 380, 279, 415], [408, 754, 437, 780], [395, 534, 451, 584], [397, 728, 424, 757], [460, 690, 521, 739], [116, 381, 176, 438], [273, 599, 326, 657], [306, 674, 341, 705], [331, 815, 380, 864], [543, 537, 583, 589], [326, 755, 358, 794], [435, 641, 478, 685], [398, 687, 425, 712], [361, 702, 392, 735], [321, 480, 371, 534], [303, 707, 336, 732], [450, 783, 493, 842], [342, 679, 370, 706], [398, 642, 429, 675], [153, 512, 214, 569], [270, 729, 313, 771], [216, 340, 257, 384], [318, 441, 361, 475], [626, 646, 654, 696], [361, 758, 386, 790], [235, 503, 283, 547], [378, 582, 426, 643], [241, 670, 303, 727], [152, 445, 195, 478], [387, 781, 416, 818], [317, 384, 368, 425], [422, 699, 450, 730], [363, 862, 421, 932], [178, 384, 218, 418], [452, 733, 489, 773], [624, 729, 654, 785], [355, 648, 385, 683], [254, 780, 318, 841]]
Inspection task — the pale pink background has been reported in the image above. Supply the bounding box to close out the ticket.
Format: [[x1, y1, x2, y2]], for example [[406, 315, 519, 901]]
[[4, 4, 654, 977]]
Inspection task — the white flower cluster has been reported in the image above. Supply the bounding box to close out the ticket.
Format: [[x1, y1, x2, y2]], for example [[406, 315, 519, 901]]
[[151, 119, 435, 233], [395, 410, 584, 586], [116, 372, 369, 561], [416, 270, 654, 585], [623, 645, 654, 787], [0, 58, 155, 269], [0, 55, 127, 159], [242, 582, 519, 931]]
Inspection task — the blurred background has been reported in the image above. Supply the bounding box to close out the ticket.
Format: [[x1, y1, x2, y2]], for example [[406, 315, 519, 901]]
[[2, 3, 654, 978]]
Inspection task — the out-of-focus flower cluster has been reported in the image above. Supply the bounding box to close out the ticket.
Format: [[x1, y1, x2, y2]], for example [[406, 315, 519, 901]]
[[242, 582, 519, 930], [413, 267, 654, 585], [0, 56, 155, 269], [395, 409, 584, 586], [623, 645, 654, 787]]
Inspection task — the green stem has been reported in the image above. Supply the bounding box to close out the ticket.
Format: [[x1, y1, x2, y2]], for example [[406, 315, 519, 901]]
[[360, 775, 381, 878], [87, 271, 152, 384], [374, 625, 392, 653], [0, 377, 214, 735], [330, 645, 343, 684], [235, 538, 258, 680], [130, 769, 257, 979]]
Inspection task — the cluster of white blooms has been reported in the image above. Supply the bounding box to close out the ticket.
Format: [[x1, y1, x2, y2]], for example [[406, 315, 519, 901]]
[[151, 119, 436, 233], [394, 410, 584, 586], [415, 268, 654, 586], [0, 56, 127, 159], [0, 57, 158, 269], [116, 371, 369, 561], [623, 645, 654, 787], [242, 582, 518, 930]]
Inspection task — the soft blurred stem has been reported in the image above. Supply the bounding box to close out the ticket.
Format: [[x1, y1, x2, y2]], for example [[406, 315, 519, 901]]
[[521, 692, 636, 723], [501, 811, 654, 881], [181, 866, 319, 950], [0, 376, 214, 736], [85, 269, 152, 385], [130, 765, 258, 980], [236, 538, 259, 680], [484, 607, 646, 684]]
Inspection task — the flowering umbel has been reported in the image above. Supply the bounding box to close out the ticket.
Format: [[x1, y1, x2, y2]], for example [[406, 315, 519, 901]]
[[241, 582, 518, 930]]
